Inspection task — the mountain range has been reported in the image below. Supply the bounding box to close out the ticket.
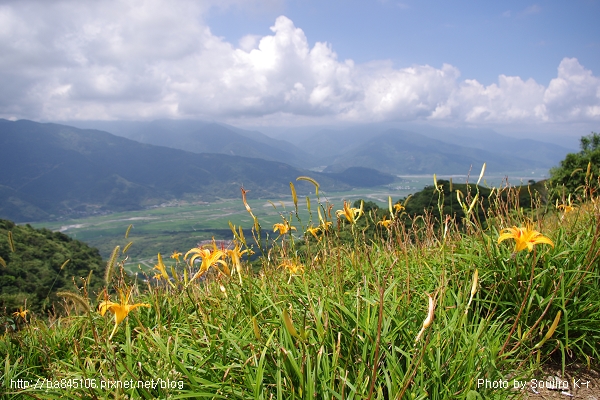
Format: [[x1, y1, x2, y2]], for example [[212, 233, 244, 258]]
[[1, 118, 574, 222], [66, 119, 572, 175], [64, 119, 317, 168], [0, 119, 392, 222]]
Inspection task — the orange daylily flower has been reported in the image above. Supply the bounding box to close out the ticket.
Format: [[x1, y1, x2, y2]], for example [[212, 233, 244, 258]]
[[305, 225, 321, 240], [273, 220, 296, 235], [557, 204, 576, 214], [378, 215, 392, 228], [185, 241, 229, 284], [12, 307, 29, 320], [227, 241, 251, 284], [99, 289, 150, 339], [497, 225, 554, 253], [336, 200, 363, 224], [279, 259, 304, 276]]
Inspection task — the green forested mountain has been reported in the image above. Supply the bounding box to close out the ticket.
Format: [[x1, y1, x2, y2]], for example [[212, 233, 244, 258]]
[[0, 219, 104, 315], [0, 119, 364, 222]]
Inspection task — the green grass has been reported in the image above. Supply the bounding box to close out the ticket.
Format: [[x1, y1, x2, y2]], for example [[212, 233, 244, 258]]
[[3, 173, 597, 399]]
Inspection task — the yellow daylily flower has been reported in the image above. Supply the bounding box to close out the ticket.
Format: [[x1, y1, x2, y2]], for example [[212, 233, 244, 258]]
[[306, 220, 332, 241], [557, 204, 576, 213], [227, 242, 251, 284], [336, 200, 363, 224], [305, 225, 321, 240], [170, 251, 182, 262], [185, 242, 229, 284], [393, 195, 412, 215], [12, 308, 29, 320], [497, 225, 554, 253], [99, 289, 150, 340], [279, 259, 304, 276], [393, 203, 405, 213], [273, 220, 296, 235], [378, 215, 392, 229]]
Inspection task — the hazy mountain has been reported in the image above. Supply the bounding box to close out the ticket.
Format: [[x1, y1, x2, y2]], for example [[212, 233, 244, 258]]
[[0, 119, 373, 222], [286, 124, 571, 174], [323, 129, 546, 175], [295, 126, 378, 160], [63, 120, 572, 175], [64, 119, 316, 168], [412, 126, 573, 169]]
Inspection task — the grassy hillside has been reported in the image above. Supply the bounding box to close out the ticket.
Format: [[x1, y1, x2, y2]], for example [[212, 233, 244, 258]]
[[0, 219, 105, 316], [1, 171, 598, 398]]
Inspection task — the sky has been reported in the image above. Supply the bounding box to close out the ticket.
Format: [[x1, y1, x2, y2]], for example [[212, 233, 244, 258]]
[[0, 0, 599, 138]]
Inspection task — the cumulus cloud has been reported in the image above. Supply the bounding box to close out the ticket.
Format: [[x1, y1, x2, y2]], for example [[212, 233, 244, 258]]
[[0, 0, 598, 128]]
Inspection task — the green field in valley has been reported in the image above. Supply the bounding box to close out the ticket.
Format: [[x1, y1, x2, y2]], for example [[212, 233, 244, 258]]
[[31, 178, 429, 272], [30, 173, 545, 274]]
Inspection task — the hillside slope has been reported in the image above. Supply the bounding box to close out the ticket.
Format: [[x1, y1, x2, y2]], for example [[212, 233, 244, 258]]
[[0, 219, 105, 314]]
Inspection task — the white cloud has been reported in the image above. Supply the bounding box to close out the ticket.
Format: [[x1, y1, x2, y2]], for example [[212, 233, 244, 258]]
[[0, 0, 598, 129], [544, 58, 600, 120], [518, 4, 542, 18]]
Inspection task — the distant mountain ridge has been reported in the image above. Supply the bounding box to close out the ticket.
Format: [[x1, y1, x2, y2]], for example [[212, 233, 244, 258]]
[[322, 129, 544, 174], [64, 119, 317, 168], [298, 127, 571, 175], [64, 119, 572, 176], [0, 119, 391, 222]]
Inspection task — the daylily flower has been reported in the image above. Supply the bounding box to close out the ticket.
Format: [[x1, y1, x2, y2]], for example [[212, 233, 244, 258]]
[[378, 216, 392, 229], [185, 242, 229, 284], [556, 197, 577, 214], [12, 308, 28, 320], [557, 204, 576, 213], [393, 195, 412, 215], [227, 241, 251, 284], [306, 220, 332, 241], [497, 225, 554, 253], [279, 259, 304, 281], [99, 289, 150, 339], [305, 225, 321, 240], [320, 221, 332, 231], [170, 251, 182, 262], [273, 220, 296, 235], [336, 200, 363, 224]]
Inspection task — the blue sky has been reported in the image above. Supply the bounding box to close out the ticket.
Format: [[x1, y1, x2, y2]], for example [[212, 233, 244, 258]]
[[206, 0, 599, 86], [0, 0, 598, 137]]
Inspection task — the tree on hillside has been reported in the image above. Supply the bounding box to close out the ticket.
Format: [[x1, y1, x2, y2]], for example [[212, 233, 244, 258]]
[[549, 132, 600, 198]]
